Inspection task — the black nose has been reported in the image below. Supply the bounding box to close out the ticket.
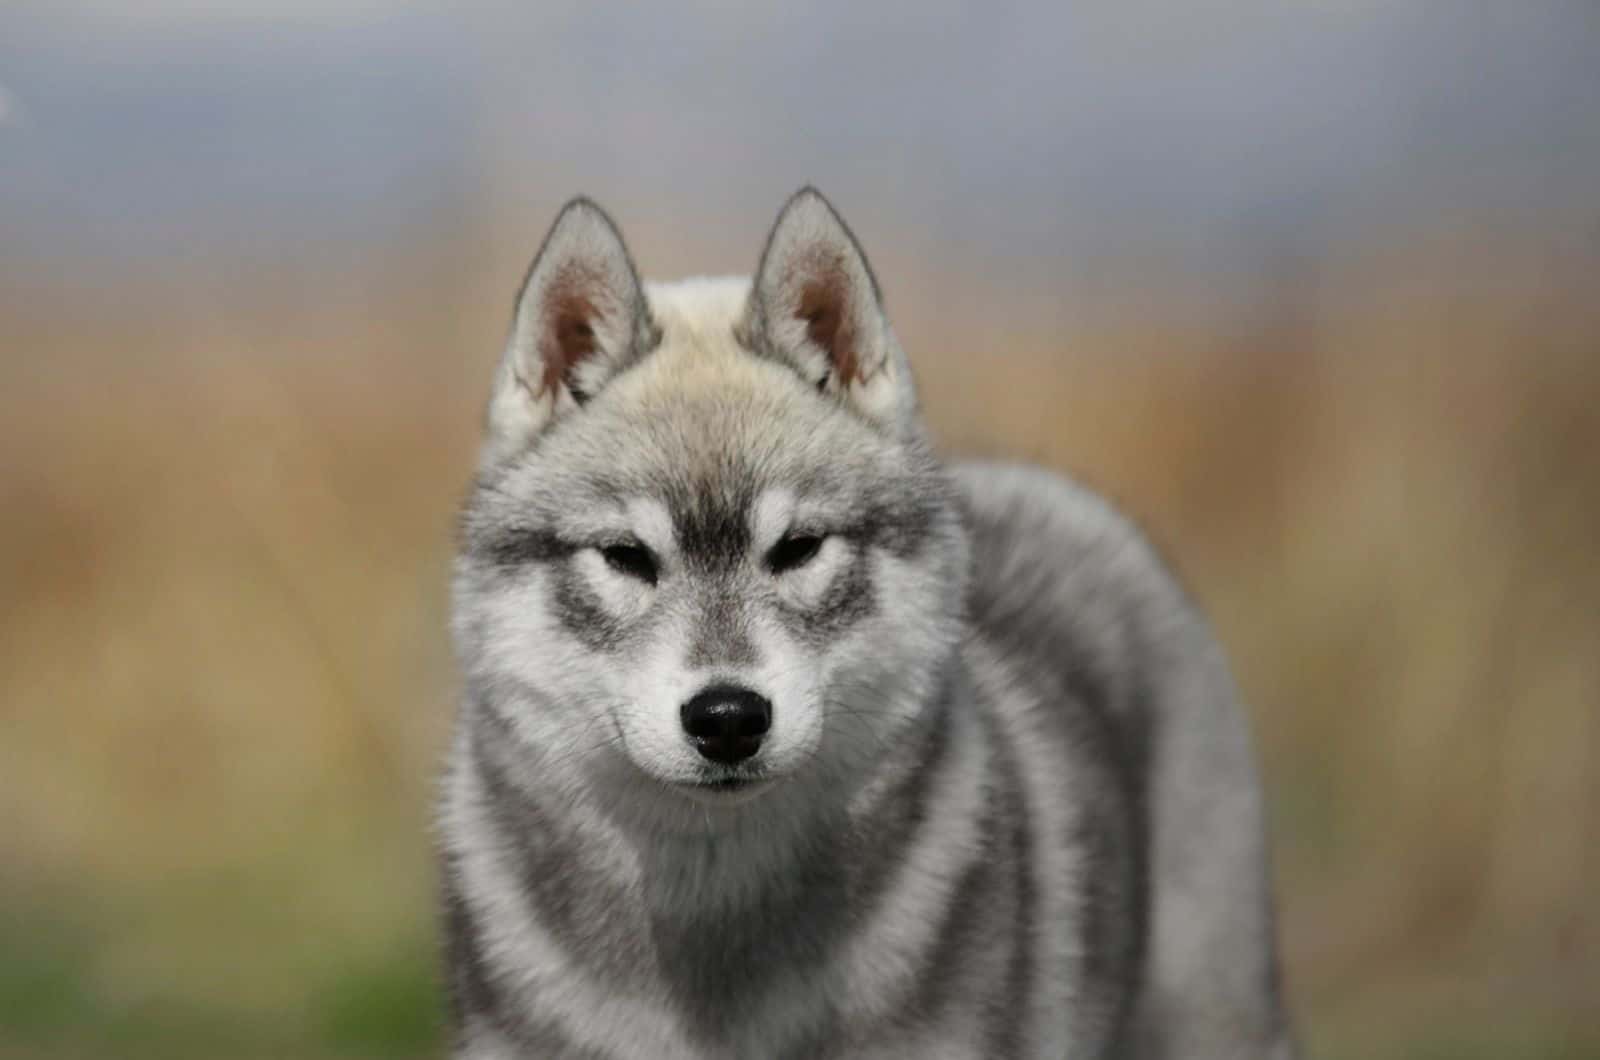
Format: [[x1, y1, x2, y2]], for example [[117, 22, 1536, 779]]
[[681, 685, 772, 765]]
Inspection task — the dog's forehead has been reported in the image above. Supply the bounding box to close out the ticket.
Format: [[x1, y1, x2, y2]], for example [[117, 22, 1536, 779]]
[[642, 275, 753, 351], [607, 427, 848, 545], [536, 402, 874, 562], [580, 280, 853, 475], [507, 275, 898, 535]]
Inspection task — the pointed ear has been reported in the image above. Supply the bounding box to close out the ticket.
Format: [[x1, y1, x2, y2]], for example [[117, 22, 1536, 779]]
[[485, 197, 658, 459], [746, 187, 916, 430]]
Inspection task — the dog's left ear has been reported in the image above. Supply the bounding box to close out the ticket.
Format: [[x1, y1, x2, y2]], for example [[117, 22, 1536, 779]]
[[746, 188, 916, 431]]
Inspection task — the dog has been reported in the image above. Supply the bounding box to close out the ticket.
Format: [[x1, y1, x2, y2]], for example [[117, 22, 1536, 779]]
[[438, 187, 1296, 1058]]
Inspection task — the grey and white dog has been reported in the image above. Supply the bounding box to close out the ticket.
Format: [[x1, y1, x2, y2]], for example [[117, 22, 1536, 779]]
[[440, 188, 1295, 1059]]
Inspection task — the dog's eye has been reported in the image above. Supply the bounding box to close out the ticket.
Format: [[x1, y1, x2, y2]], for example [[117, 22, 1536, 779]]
[[600, 542, 658, 585], [767, 533, 825, 575]]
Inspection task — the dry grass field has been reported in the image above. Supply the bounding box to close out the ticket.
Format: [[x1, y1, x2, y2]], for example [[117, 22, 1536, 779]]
[[4, 222, 1597, 1059]]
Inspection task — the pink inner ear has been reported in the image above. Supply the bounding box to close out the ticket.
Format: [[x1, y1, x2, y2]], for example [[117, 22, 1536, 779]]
[[796, 257, 860, 385], [537, 265, 602, 395]]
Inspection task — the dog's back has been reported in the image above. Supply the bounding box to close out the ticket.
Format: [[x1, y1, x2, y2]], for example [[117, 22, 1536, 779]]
[[956, 461, 1294, 1057]]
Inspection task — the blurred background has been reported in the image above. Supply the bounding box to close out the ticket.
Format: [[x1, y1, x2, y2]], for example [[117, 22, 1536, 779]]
[[2, 2, 1597, 1058]]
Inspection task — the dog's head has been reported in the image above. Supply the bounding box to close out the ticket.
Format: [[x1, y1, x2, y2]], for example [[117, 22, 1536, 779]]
[[454, 190, 967, 819]]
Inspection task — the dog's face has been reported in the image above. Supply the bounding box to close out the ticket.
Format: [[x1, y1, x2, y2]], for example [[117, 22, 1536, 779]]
[[454, 192, 966, 815]]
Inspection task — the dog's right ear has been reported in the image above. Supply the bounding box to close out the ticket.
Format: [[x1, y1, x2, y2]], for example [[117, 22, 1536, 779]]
[[484, 198, 657, 461]]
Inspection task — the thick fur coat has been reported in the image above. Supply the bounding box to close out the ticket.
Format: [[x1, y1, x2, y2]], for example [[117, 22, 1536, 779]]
[[439, 189, 1295, 1059]]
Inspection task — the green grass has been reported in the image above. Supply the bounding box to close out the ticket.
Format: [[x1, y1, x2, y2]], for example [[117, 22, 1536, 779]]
[[0, 905, 443, 1059], [1321, 1027, 1600, 1060]]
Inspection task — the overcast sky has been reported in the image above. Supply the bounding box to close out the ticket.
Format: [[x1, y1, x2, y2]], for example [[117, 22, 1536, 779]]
[[3, 1, 1596, 307]]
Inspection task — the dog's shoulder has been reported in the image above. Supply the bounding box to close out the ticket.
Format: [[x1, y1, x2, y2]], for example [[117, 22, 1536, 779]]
[[949, 459, 1199, 721]]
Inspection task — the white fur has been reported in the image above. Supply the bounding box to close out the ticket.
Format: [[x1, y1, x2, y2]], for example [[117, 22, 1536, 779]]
[[446, 758, 702, 1060]]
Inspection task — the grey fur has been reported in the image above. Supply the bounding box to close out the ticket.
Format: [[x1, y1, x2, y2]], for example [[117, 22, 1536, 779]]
[[439, 189, 1296, 1058]]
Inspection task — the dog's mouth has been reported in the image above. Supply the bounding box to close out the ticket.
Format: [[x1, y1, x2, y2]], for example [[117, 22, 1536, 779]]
[[677, 770, 775, 804]]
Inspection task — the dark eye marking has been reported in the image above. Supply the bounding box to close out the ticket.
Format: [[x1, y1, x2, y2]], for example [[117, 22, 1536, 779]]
[[480, 527, 571, 569], [600, 542, 658, 585], [766, 532, 826, 575]]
